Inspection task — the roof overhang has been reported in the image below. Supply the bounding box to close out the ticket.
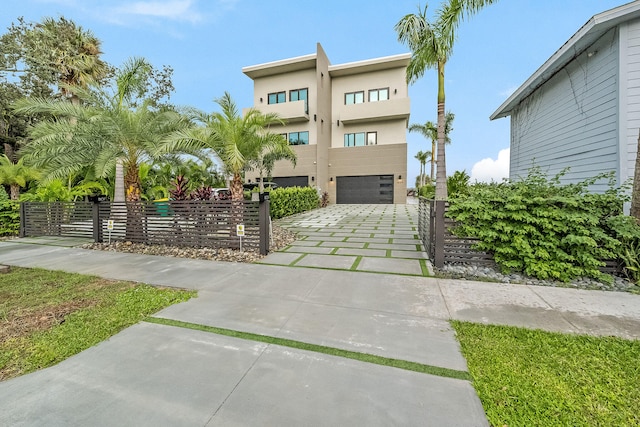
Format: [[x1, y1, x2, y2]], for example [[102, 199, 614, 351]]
[[242, 53, 317, 79], [328, 53, 411, 77], [490, 1, 640, 120]]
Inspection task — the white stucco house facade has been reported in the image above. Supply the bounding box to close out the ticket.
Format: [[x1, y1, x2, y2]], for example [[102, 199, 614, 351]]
[[491, 1, 640, 195]]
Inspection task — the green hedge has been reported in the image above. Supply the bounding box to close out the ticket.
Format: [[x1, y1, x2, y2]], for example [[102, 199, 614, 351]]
[[0, 187, 19, 236], [269, 186, 319, 219], [446, 168, 639, 283]]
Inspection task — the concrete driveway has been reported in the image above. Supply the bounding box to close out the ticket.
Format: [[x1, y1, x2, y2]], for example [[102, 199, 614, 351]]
[[262, 204, 431, 276]]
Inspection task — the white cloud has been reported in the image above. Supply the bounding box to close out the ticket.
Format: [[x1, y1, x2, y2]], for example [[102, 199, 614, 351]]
[[113, 0, 203, 24], [499, 85, 519, 98], [471, 148, 510, 183]]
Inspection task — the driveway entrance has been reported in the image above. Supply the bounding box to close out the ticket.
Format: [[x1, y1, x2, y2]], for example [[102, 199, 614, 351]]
[[261, 204, 431, 276]]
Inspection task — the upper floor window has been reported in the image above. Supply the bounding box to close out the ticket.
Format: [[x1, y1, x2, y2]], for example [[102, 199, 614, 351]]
[[289, 88, 309, 114], [289, 131, 309, 145], [367, 132, 377, 145], [344, 131, 377, 147], [345, 91, 364, 105], [369, 88, 389, 102], [268, 91, 286, 104], [344, 132, 365, 147]]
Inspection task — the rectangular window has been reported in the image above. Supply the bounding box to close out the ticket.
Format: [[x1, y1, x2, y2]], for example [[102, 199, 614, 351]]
[[268, 91, 286, 104], [289, 131, 309, 145], [367, 132, 377, 145], [289, 88, 309, 114], [280, 133, 288, 142], [345, 91, 364, 105], [369, 88, 389, 102], [344, 132, 366, 147]]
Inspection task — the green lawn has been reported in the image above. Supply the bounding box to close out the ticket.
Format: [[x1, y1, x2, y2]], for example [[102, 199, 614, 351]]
[[0, 267, 195, 380], [452, 321, 640, 427]]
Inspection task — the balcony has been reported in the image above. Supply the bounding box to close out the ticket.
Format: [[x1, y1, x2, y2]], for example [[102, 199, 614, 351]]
[[339, 98, 410, 125], [247, 99, 309, 123]]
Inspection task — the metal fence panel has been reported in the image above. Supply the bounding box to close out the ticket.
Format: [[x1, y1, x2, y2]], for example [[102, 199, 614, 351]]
[[22, 202, 94, 239], [22, 200, 268, 253]]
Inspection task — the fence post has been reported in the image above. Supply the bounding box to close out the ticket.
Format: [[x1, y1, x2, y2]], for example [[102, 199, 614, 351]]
[[259, 197, 270, 255], [19, 202, 26, 238], [92, 201, 102, 243], [434, 200, 445, 269]]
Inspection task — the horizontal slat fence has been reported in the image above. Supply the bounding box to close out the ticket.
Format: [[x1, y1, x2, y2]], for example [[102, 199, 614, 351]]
[[21, 202, 94, 239], [21, 199, 270, 254], [418, 198, 495, 267]]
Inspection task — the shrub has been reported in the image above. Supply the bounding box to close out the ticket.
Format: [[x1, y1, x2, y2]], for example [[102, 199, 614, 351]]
[[447, 168, 629, 283], [606, 214, 640, 284], [0, 187, 19, 236], [269, 186, 319, 219], [418, 170, 470, 199]]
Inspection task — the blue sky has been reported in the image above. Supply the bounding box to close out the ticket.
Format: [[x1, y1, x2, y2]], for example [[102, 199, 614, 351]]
[[0, 0, 630, 184]]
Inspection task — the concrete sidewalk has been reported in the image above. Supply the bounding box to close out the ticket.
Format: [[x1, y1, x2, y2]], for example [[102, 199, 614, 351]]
[[0, 240, 639, 426]]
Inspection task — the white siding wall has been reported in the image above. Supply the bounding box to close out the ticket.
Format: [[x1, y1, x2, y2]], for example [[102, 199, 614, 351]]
[[620, 19, 640, 190], [510, 28, 619, 192]]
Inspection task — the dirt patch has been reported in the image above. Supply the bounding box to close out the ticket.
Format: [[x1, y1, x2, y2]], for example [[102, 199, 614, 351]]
[[1, 299, 97, 343]]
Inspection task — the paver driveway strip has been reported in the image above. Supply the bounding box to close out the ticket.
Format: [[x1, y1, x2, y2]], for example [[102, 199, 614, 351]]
[[262, 204, 431, 276]]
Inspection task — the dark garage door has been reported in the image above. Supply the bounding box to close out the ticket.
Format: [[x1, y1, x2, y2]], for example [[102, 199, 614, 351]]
[[272, 176, 309, 188], [336, 175, 394, 204]]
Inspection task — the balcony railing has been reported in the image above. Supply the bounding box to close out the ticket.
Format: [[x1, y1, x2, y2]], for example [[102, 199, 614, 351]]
[[339, 98, 410, 125], [247, 99, 309, 123]]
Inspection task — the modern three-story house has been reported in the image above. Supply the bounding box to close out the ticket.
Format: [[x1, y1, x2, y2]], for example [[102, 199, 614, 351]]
[[242, 43, 410, 204]]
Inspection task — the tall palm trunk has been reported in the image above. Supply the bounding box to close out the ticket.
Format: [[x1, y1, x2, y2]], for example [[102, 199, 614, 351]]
[[229, 172, 245, 249], [114, 161, 125, 202], [435, 60, 448, 200]]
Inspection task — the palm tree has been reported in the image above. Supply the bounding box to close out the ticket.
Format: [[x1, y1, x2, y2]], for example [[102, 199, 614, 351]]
[[253, 136, 297, 192], [37, 17, 109, 105], [414, 150, 429, 187], [161, 92, 296, 201], [409, 111, 454, 182], [13, 58, 189, 202], [396, 0, 496, 199], [0, 154, 39, 200]]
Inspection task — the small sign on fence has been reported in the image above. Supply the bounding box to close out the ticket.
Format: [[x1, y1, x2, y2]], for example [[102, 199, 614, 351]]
[[107, 219, 114, 244], [237, 224, 245, 252]]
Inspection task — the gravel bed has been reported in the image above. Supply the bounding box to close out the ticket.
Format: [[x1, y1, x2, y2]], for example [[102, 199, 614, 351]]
[[80, 225, 298, 263], [439, 263, 639, 293]]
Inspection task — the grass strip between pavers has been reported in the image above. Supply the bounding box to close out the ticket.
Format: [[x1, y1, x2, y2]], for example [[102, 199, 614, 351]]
[[145, 317, 471, 381], [419, 259, 430, 276], [350, 256, 363, 270], [289, 253, 307, 266]]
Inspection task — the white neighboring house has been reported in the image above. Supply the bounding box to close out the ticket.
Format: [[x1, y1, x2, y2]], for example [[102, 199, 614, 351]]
[[491, 1, 640, 197]]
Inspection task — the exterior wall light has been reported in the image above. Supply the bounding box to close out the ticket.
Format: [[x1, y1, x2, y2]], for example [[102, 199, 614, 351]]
[[330, 177, 334, 182]]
